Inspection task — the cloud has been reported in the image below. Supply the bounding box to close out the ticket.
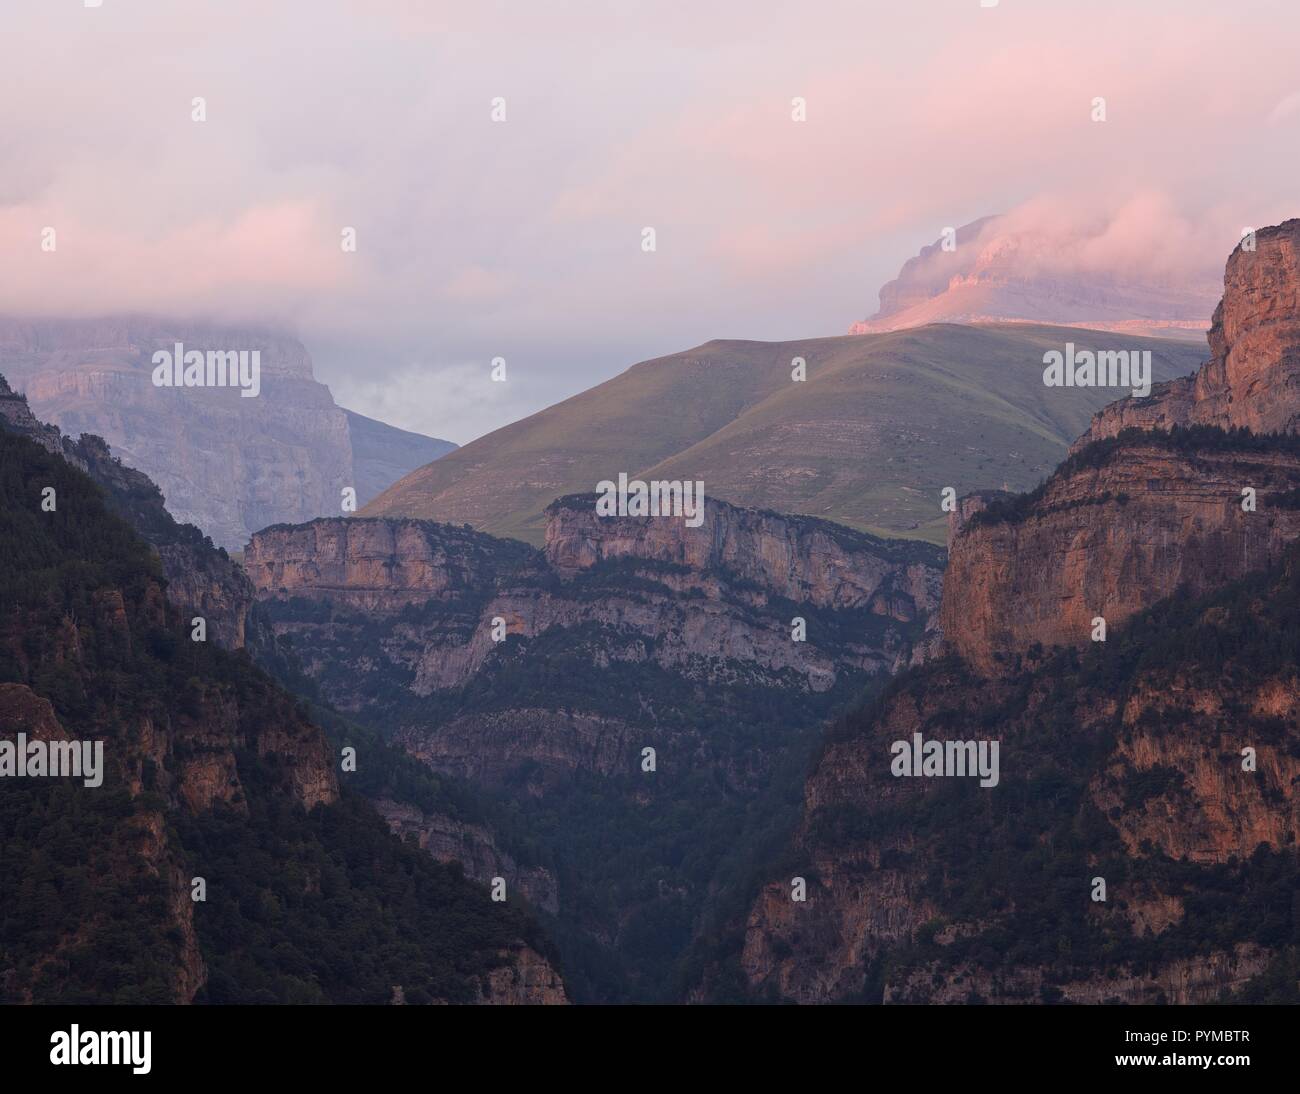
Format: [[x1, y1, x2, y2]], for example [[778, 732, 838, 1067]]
[[1268, 91, 1300, 125], [0, 200, 347, 322], [329, 359, 542, 446], [3, 0, 1300, 439], [990, 192, 1230, 288], [444, 266, 516, 302]]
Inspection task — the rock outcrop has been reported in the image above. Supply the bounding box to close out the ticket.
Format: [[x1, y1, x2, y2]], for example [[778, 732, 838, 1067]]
[[732, 218, 1300, 1006], [474, 945, 569, 1005], [376, 799, 559, 915], [945, 218, 1300, 673], [245, 516, 519, 616], [0, 373, 70, 459], [1076, 219, 1300, 445]]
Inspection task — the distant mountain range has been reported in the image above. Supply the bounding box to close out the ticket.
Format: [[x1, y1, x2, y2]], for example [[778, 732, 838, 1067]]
[[850, 215, 1219, 340], [0, 317, 455, 551], [342, 407, 456, 506], [363, 325, 1204, 544]]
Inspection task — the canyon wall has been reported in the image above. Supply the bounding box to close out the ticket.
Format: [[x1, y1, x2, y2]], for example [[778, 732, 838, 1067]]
[[738, 583, 1300, 1003], [546, 494, 939, 617], [732, 217, 1300, 1006], [246, 498, 944, 705], [944, 217, 1300, 674], [0, 412, 563, 1005], [940, 440, 1300, 674], [1077, 218, 1300, 445], [244, 494, 945, 1000]]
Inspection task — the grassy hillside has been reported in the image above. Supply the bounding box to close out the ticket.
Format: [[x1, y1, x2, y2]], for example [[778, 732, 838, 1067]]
[[362, 324, 1205, 544]]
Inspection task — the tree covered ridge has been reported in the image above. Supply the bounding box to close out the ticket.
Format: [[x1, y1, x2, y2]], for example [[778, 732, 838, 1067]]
[[748, 540, 1300, 1003], [965, 424, 1300, 531], [0, 429, 559, 1004]]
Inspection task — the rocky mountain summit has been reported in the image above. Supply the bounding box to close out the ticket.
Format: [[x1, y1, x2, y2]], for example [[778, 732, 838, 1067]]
[[1076, 219, 1300, 442]]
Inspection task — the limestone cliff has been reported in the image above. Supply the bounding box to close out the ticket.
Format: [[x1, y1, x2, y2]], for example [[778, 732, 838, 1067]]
[[945, 217, 1300, 673], [546, 495, 940, 618], [0, 317, 453, 549], [941, 436, 1300, 674], [1076, 218, 1300, 445], [732, 218, 1300, 1006], [246, 498, 943, 703], [244, 495, 945, 1000]]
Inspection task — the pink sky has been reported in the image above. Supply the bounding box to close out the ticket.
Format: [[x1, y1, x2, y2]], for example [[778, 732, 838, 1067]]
[[2, 0, 1299, 441]]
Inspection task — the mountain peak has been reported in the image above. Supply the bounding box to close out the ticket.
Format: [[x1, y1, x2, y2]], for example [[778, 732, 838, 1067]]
[[852, 214, 1219, 339], [1077, 216, 1300, 447]]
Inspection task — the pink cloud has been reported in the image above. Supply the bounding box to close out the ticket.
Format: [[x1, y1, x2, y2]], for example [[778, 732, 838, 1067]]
[[3, 0, 1300, 439], [0, 200, 347, 321]]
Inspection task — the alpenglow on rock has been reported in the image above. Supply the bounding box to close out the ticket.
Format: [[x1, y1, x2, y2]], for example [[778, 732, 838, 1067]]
[[1075, 218, 1300, 445], [851, 215, 1219, 339], [941, 217, 1300, 674]]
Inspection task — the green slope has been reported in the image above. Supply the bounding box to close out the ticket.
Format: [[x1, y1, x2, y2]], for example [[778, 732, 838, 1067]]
[[363, 323, 1206, 544]]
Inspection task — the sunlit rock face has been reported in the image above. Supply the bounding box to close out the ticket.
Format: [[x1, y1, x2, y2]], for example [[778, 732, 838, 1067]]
[[851, 214, 1218, 338]]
